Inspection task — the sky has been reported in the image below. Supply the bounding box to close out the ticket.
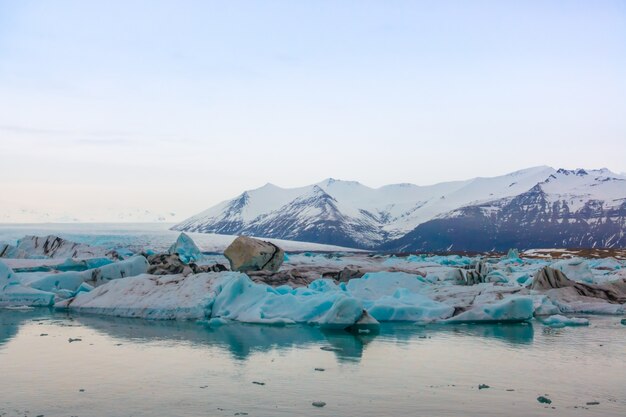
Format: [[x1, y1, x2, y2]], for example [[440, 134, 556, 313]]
[[0, 0, 625, 222]]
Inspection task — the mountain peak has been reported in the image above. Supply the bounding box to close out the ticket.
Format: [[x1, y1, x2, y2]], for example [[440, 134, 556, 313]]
[[319, 178, 363, 187], [556, 168, 588, 176]]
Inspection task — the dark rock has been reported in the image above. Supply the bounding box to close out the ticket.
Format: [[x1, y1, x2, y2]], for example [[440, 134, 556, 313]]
[[224, 236, 284, 272], [146, 253, 227, 276]]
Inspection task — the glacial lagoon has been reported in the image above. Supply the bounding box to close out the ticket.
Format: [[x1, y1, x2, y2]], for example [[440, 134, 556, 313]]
[[1, 309, 624, 417]]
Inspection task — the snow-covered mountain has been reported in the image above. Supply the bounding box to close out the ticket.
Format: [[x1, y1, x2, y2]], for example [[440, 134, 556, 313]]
[[384, 168, 626, 252], [172, 166, 626, 250]]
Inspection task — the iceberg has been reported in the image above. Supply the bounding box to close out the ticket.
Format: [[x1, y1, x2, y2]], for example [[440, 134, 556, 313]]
[[446, 296, 534, 323], [59, 272, 365, 328], [550, 258, 594, 283], [27, 255, 149, 293], [1, 260, 55, 307], [57, 273, 221, 320], [345, 271, 428, 300], [0, 235, 116, 259], [365, 288, 454, 322], [0, 284, 55, 307], [211, 274, 364, 328], [168, 233, 202, 264]]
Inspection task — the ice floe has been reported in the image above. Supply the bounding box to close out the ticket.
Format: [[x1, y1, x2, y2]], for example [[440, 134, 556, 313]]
[[1, 234, 625, 329]]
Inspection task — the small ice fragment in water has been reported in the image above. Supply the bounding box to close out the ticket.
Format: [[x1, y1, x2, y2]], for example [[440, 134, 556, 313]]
[[312, 401, 326, 407], [621, 319, 626, 325], [537, 396, 552, 404], [320, 346, 342, 352]]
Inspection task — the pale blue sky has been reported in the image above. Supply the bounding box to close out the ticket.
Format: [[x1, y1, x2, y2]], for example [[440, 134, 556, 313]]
[[0, 1, 625, 220]]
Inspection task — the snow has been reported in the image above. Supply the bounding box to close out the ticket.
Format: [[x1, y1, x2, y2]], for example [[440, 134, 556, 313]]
[[540, 169, 626, 212], [541, 314, 590, 327]]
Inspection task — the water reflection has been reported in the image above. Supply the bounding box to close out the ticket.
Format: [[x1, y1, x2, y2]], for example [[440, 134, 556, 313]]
[[1, 309, 535, 361]]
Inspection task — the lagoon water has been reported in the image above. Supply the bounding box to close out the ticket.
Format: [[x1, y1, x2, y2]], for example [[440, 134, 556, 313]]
[[1, 310, 624, 417]]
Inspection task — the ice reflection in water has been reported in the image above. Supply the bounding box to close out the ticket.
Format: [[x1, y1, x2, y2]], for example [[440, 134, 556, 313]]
[[0, 309, 624, 417]]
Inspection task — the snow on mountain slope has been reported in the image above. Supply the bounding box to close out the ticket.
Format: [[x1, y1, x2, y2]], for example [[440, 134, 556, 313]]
[[173, 166, 580, 249], [540, 168, 626, 211], [383, 168, 626, 252]]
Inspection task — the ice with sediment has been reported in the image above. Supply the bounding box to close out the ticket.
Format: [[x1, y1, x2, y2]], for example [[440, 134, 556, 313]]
[[0, 235, 115, 259], [56, 273, 221, 319]]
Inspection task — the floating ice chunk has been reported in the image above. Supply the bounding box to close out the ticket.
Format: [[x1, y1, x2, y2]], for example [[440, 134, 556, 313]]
[[58, 272, 222, 319], [0, 283, 55, 307], [366, 288, 454, 322], [88, 255, 149, 286], [28, 256, 149, 292], [168, 233, 203, 264], [211, 274, 363, 327], [346, 310, 380, 333], [447, 296, 534, 323], [542, 314, 589, 327], [1, 261, 56, 306], [550, 258, 593, 283], [532, 295, 560, 316], [1, 235, 116, 259], [346, 272, 427, 300], [0, 261, 19, 287], [28, 271, 86, 293]]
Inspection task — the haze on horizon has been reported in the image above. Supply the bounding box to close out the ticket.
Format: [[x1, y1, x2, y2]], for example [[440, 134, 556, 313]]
[[1, 0, 625, 222]]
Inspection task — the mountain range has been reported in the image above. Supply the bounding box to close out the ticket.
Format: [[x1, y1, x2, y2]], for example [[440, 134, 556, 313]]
[[172, 166, 626, 251]]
